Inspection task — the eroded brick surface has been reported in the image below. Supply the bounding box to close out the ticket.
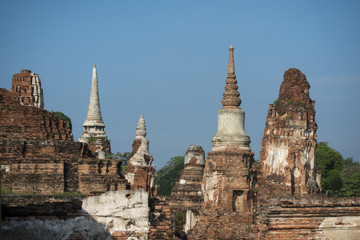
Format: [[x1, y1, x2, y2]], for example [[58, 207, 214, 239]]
[[149, 197, 174, 240], [0, 88, 125, 195], [189, 148, 256, 239], [258, 68, 320, 198], [0, 88, 72, 142]]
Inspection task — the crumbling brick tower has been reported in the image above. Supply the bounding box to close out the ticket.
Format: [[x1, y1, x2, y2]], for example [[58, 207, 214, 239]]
[[170, 145, 206, 233], [11, 69, 44, 109], [189, 46, 255, 240], [258, 68, 320, 198], [125, 116, 157, 198]]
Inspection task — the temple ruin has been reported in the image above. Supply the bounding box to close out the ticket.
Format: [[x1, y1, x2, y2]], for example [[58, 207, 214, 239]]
[[125, 116, 157, 198], [11, 69, 44, 109], [258, 68, 320, 197], [189, 46, 256, 239], [1, 48, 360, 239]]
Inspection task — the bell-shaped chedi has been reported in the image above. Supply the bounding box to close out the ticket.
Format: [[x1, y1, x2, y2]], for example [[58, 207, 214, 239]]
[[212, 46, 251, 151], [189, 47, 256, 240], [258, 68, 320, 198], [203, 47, 255, 210], [125, 116, 156, 197]]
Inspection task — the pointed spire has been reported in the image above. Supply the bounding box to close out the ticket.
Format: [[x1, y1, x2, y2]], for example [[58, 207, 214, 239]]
[[79, 65, 105, 142], [84, 65, 104, 124], [136, 116, 147, 137], [221, 46, 241, 108], [228, 46, 235, 75]]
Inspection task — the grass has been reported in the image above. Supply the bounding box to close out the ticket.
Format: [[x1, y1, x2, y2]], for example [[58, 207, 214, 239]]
[[88, 136, 105, 143]]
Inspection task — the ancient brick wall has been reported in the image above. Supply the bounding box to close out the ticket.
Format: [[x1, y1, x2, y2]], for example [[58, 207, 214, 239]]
[[189, 148, 256, 240], [0, 141, 84, 194], [0, 140, 126, 195], [149, 197, 174, 240], [0, 88, 125, 195], [170, 145, 205, 212], [87, 136, 111, 158], [170, 166, 204, 211], [0, 88, 72, 142], [78, 157, 128, 194], [254, 197, 360, 239], [169, 145, 205, 235]]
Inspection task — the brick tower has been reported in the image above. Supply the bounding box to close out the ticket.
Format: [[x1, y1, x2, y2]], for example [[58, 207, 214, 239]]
[[11, 69, 44, 109], [189, 47, 256, 240], [257, 68, 320, 198]]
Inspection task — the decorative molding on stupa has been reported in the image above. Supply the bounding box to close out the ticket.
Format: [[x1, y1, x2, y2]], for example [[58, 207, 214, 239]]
[[221, 46, 241, 108]]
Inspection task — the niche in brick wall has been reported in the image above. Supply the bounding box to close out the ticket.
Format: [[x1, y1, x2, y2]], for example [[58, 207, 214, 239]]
[[232, 190, 245, 212]]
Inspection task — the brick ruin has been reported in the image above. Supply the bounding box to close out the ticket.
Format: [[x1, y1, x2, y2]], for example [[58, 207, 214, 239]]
[[169, 145, 205, 233], [2, 48, 360, 239], [124, 116, 156, 198], [189, 46, 256, 239], [257, 68, 320, 197], [11, 69, 44, 109], [0, 70, 173, 240], [0, 85, 126, 195]]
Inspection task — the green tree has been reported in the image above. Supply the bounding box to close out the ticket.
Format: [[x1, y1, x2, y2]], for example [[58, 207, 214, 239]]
[[316, 142, 344, 195], [340, 158, 360, 197], [156, 156, 185, 196]]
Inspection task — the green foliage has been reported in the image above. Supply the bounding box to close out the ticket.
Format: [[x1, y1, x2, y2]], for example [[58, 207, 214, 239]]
[[273, 99, 279, 105], [106, 152, 130, 174], [88, 136, 96, 143], [174, 210, 186, 234], [316, 142, 343, 177], [323, 170, 343, 192], [1, 185, 12, 194], [316, 142, 344, 195], [156, 156, 185, 196], [286, 100, 293, 105], [52, 111, 72, 131], [340, 158, 360, 197], [88, 136, 104, 143], [284, 115, 292, 120]]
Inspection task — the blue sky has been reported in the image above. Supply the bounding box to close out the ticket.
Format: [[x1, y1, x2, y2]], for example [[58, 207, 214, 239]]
[[1, 1, 359, 168]]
